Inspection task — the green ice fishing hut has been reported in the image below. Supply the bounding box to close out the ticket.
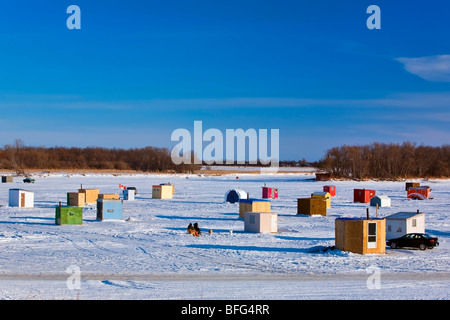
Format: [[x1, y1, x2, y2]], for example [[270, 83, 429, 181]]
[[55, 202, 83, 225]]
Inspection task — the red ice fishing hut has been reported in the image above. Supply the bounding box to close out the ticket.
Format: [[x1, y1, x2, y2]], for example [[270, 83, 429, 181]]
[[353, 188, 376, 203], [262, 186, 278, 199], [323, 185, 336, 197]]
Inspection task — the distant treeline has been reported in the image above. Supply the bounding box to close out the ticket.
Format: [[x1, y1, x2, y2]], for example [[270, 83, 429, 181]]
[[0, 140, 200, 174], [315, 142, 450, 180], [201, 159, 312, 167], [2, 140, 449, 179]]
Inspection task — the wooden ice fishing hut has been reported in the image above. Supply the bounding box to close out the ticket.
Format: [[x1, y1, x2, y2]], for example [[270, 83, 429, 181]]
[[98, 193, 120, 200], [239, 198, 271, 219], [335, 217, 386, 254], [297, 197, 327, 216], [1, 176, 13, 183], [67, 192, 86, 207], [244, 212, 278, 233], [311, 192, 331, 208], [78, 186, 100, 204], [315, 172, 331, 181], [405, 182, 420, 191], [152, 184, 173, 199], [160, 183, 175, 195]]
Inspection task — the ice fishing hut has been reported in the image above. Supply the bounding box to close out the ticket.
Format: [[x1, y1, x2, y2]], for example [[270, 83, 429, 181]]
[[55, 203, 83, 225], [239, 198, 271, 219], [78, 186, 100, 204], [97, 199, 123, 220], [160, 183, 175, 195], [127, 187, 137, 195], [297, 197, 327, 216], [335, 217, 386, 254], [9, 189, 34, 208], [323, 185, 336, 197], [385, 211, 425, 240], [353, 188, 376, 203], [98, 193, 120, 200], [311, 192, 331, 208], [123, 188, 135, 201], [1, 176, 13, 183], [224, 188, 248, 204], [315, 172, 331, 181], [67, 192, 86, 207], [262, 186, 278, 199], [407, 186, 431, 200], [244, 212, 277, 233], [370, 195, 391, 208], [152, 184, 173, 199], [405, 182, 420, 191]]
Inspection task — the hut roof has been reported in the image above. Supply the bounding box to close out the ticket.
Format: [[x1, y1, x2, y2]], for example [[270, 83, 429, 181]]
[[385, 212, 424, 220]]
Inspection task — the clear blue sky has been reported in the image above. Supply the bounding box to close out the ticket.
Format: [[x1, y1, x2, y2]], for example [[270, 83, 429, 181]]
[[0, 0, 449, 161]]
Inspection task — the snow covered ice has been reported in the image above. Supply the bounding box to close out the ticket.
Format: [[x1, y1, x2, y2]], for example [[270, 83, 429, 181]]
[[0, 171, 448, 299]]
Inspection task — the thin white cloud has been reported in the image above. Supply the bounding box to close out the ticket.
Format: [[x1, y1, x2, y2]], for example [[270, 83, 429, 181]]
[[0, 93, 125, 111], [351, 122, 450, 144], [2, 92, 450, 111], [140, 92, 450, 109], [396, 55, 450, 82]]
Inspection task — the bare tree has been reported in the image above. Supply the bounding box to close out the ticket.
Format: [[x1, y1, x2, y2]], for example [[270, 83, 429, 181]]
[[316, 142, 450, 179]]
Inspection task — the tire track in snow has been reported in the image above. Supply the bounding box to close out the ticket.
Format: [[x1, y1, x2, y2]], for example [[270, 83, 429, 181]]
[[60, 236, 94, 255], [136, 246, 154, 259], [60, 236, 125, 256], [100, 279, 156, 291]]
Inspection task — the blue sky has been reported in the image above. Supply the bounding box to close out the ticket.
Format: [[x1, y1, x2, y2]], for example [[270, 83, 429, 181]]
[[0, 0, 449, 161]]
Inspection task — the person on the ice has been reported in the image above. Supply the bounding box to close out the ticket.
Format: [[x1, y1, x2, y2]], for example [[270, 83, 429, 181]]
[[193, 222, 201, 236], [187, 223, 199, 236]]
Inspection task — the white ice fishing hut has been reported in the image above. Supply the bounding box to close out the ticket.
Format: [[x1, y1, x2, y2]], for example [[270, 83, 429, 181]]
[[370, 195, 391, 208], [123, 188, 135, 201], [9, 189, 34, 208], [385, 211, 425, 240], [224, 188, 248, 204]]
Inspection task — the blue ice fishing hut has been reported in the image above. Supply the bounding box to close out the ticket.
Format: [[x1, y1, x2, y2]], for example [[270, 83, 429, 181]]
[[96, 199, 123, 220]]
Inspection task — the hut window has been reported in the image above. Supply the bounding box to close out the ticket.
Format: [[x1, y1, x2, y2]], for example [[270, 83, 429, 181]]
[[396, 227, 402, 233], [367, 222, 377, 248], [250, 215, 255, 224], [412, 219, 417, 227], [387, 225, 391, 232]]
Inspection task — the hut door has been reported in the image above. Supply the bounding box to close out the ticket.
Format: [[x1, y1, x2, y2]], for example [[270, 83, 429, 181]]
[[367, 222, 377, 248], [271, 214, 277, 232], [20, 193, 25, 207]]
